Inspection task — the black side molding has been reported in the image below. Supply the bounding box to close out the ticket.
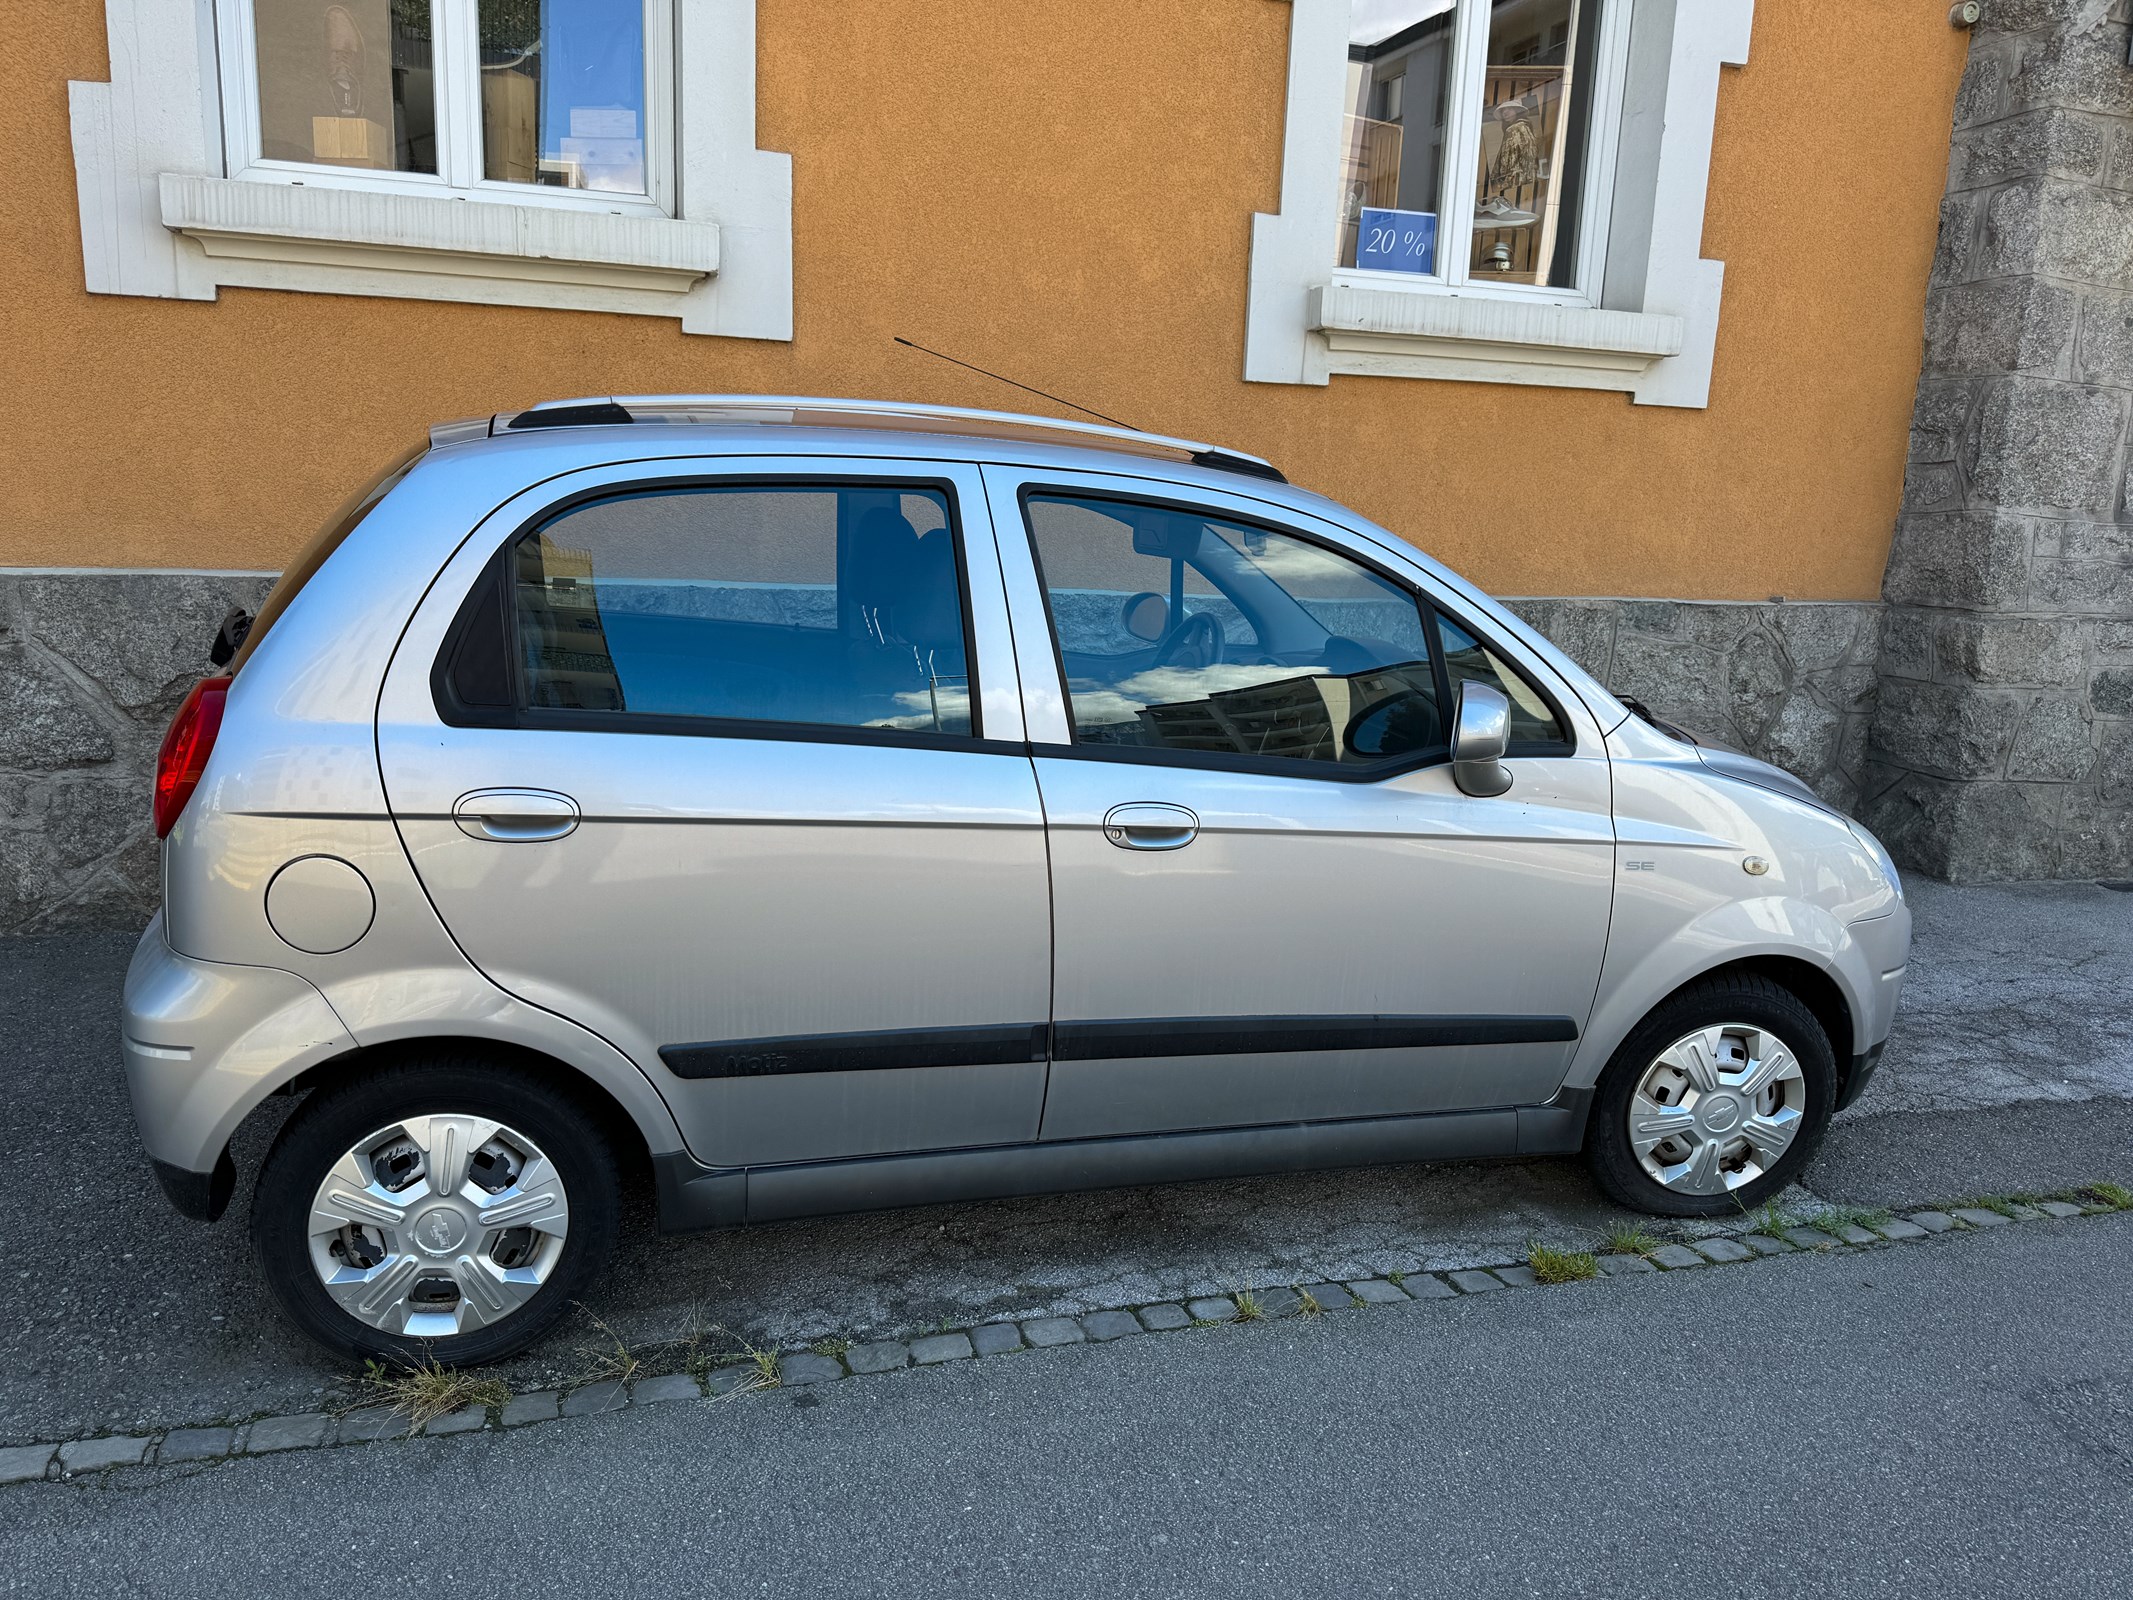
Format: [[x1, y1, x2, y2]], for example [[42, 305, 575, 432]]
[[660, 1014, 1576, 1080], [1052, 1015, 1578, 1061], [662, 1023, 1049, 1081]]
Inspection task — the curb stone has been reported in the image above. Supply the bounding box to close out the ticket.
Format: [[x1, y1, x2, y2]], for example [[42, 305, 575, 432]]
[[0, 1445, 55, 1485], [6, 1192, 2126, 1485]]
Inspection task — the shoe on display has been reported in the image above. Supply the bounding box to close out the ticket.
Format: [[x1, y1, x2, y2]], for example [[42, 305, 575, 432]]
[[1473, 194, 1538, 228]]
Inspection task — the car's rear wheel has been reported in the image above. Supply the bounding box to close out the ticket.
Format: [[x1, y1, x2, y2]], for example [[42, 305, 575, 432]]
[[1585, 975, 1836, 1217], [252, 1059, 621, 1364]]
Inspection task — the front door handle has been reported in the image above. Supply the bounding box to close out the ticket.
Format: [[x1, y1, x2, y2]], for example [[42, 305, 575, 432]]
[[1103, 802, 1199, 851], [453, 788, 581, 843]]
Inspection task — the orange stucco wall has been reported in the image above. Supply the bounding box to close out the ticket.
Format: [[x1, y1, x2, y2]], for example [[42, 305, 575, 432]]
[[3, 1, 1965, 598]]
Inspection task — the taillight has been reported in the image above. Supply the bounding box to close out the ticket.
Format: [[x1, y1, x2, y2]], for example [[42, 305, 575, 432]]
[[154, 676, 232, 838]]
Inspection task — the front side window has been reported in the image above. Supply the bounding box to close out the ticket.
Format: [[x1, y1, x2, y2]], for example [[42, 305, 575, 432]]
[[502, 485, 975, 737], [1024, 494, 1443, 770], [1340, 0, 1620, 294], [232, 0, 664, 202]]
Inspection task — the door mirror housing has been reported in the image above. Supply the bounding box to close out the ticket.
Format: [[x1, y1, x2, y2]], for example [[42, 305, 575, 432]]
[[1450, 681, 1514, 797], [1120, 591, 1171, 642]]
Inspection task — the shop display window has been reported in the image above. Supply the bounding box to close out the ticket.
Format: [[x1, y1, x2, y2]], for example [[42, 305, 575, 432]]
[[1338, 0, 1617, 294]]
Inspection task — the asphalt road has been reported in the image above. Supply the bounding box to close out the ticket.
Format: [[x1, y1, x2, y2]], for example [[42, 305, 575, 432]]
[[5, 1212, 2129, 1599], [1, 879, 2128, 1449]]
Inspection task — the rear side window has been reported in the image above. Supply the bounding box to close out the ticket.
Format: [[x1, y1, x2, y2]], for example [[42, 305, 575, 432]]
[[447, 483, 978, 738], [1023, 493, 1443, 770], [230, 443, 425, 673]]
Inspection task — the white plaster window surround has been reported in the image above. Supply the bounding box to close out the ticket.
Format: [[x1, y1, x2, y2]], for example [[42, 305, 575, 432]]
[[69, 0, 792, 337], [1246, 0, 1752, 406]]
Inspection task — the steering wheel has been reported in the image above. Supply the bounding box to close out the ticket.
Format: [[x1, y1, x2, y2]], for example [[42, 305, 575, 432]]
[[1154, 610, 1226, 670]]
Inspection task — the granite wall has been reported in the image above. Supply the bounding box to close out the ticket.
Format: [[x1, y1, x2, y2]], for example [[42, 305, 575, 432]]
[[1867, 0, 2133, 881], [0, 572, 272, 932]]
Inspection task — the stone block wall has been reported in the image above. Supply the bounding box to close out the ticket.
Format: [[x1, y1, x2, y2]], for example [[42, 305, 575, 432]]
[[0, 572, 271, 932], [1507, 598, 1883, 812], [1867, 0, 2133, 881]]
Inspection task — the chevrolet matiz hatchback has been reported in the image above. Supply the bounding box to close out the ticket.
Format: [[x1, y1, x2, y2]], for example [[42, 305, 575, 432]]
[[124, 397, 1911, 1362]]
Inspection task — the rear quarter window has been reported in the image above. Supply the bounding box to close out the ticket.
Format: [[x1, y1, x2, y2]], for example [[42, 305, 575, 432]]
[[228, 443, 425, 673]]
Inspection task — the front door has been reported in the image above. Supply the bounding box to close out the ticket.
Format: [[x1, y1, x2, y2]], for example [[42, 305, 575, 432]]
[[989, 468, 1615, 1141], [376, 460, 1052, 1168]]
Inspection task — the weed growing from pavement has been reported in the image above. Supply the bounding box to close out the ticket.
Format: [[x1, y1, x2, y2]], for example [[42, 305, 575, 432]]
[[1295, 1288, 1325, 1318], [2080, 1181, 2133, 1209], [1804, 1203, 1892, 1235], [1739, 1200, 1800, 1237], [1231, 1289, 1265, 1323], [1602, 1222, 1663, 1258], [1527, 1242, 1599, 1284], [1960, 1194, 2024, 1219], [810, 1336, 850, 1359], [358, 1357, 509, 1430], [568, 1307, 642, 1386], [1386, 1269, 1406, 1286]]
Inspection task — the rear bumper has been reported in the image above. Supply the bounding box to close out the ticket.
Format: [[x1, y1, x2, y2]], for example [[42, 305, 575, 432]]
[[123, 913, 356, 1219]]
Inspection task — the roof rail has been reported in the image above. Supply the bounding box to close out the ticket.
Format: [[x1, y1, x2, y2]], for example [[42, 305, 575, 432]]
[[493, 394, 1286, 483]]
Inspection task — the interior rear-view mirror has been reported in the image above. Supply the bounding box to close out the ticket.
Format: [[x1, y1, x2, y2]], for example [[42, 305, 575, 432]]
[[1130, 510, 1204, 562]]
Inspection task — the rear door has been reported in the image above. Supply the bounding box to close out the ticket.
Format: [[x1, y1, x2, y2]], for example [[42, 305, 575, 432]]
[[376, 457, 1051, 1168], [987, 465, 1616, 1141]]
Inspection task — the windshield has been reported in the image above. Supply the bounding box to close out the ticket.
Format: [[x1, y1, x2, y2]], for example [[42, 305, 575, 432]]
[[227, 443, 425, 673]]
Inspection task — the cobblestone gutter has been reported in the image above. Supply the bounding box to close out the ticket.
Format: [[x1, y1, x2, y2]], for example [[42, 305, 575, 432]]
[[4, 1191, 2119, 1487]]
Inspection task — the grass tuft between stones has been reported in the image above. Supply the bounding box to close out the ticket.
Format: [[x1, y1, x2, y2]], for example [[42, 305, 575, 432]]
[[1527, 1241, 1600, 1285]]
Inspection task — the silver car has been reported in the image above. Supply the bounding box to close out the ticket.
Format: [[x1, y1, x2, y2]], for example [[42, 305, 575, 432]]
[[124, 396, 1911, 1363]]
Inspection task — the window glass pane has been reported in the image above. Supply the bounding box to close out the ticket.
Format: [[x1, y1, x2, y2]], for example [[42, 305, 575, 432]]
[[514, 487, 973, 736], [1436, 614, 1565, 745], [255, 0, 437, 173], [480, 0, 648, 193], [1026, 495, 1442, 769], [1339, 1, 1457, 273], [1467, 0, 1605, 288]]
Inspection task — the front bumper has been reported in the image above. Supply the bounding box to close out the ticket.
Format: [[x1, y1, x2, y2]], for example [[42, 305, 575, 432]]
[[123, 914, 356, 1220]]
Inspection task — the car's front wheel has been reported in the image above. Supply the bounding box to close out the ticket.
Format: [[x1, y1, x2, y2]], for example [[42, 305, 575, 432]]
[[251, 1058, 621, 1364], [1584, 975, 1836, 1217]]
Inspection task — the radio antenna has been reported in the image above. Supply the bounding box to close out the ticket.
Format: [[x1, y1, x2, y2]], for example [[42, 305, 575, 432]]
[[893, 336, 1137, 430]]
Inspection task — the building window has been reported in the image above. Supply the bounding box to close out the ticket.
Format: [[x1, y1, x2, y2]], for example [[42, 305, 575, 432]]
[[1339, 1, 1625, 299], [70, 0, 789, 337], [221, 1, 672, 213], [1246, 0, 1756, 407]]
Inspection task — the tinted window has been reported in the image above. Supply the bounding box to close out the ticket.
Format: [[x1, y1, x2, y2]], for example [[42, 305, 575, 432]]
[[1024, 494, 1441, 768], [512, 486, 974, 736], [1437, 613, 1566, 747]]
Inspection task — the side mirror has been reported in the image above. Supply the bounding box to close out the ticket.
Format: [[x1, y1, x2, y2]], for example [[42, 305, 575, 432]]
[[1450, 681, 1513, 797], [1120, 591, 1170, 642]]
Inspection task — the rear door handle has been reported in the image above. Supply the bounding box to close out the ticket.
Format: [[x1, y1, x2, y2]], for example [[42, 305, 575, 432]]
[[1103, 802, 1199, 851], [453, 788, 581, 843]]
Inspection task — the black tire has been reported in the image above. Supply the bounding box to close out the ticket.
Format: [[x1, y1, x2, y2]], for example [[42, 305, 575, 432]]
[[1584, 974, 1836, 1218], [251, 1057, 622, 1365]]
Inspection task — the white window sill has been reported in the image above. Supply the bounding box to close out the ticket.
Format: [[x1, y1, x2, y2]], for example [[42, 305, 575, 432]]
[[159, 174, 717, 295], [1307, 282, 1685, 390]]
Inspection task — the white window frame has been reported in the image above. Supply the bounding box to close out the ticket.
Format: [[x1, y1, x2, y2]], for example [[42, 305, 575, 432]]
[[70, 0, 791, 338], [1246, 0, 1754, 407], [1333, 0, 1632, 308], [212, 0, 676, 218]]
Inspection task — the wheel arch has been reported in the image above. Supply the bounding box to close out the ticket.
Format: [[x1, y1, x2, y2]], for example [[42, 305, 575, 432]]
[[240, 1035, 663, 1207]]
